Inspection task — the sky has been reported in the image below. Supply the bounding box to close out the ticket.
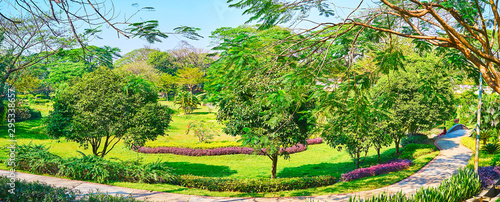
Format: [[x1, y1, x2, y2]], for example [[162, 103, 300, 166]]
[[85, 0, 378, 55]]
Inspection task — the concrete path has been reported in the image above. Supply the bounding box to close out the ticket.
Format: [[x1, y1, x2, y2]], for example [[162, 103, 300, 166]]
[[0, 129, 472, 202]]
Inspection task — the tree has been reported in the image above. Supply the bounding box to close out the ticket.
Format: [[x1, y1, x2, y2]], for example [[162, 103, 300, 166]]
[[319, 86, 382, 168], [176, 67, 204, 94], [372, 54, 456, 153], [228, 0, 500, 93], [147, 51, 176, 75], [47, 67, 171, 158], [114, 47, 158, 68], [116, 61, 161, 83], [208, 26, 317, 178], [156, 73, 177, 100], [174, 90, 200, 115]]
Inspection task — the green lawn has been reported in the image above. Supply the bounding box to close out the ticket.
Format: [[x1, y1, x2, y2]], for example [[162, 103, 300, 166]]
[[0, 101, 439, 197]]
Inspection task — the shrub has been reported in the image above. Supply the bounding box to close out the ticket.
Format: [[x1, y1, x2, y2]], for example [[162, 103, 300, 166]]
[[13, 143, 61, 175], [482, 143, 500, 154], [401, 135, 429, 147], [306, 137, 323, 145], [136, 144, 307, 156], [349, 167, 481, 202], [176, 175, 336, 192], [32, 99, 50, 104], [0, 176, 142, 202], [341, 159, 412, 182], [478, 166, 500, 188], [57, 153, 122, 183], [29, 108, 42, 119], [399, 144, 436, 159]]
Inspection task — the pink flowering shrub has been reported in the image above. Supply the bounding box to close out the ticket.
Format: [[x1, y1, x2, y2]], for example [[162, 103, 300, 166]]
[[135, 138, 323, 156], [478, 166, 500, 188], [341, 159, 412, 182]]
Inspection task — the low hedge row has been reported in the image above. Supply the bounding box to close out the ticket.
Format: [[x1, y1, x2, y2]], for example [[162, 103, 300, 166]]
[[175, 175, 337, 192], [341, 159, 412, 182], [0, 176, 141, 202], [349, 167, 481, 202], [136, 137, 323, 156], [145, 141, 242, 149]]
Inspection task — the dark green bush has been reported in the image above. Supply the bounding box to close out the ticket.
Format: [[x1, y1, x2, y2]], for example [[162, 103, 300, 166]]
[[35, 94, 49, 99], [32, 99, 50, 104], [0, 176, 142, 202], [349, 167, 481, 202], [14, 143, 61, 175], [176, 175, 337, 192], [482, 143, 500, 154], [400, 144, 436, 159], [401, 135, 429, 147], [0, 176, 76, 202], [30, 108, 42, 119], [57, 153, 121, 183]]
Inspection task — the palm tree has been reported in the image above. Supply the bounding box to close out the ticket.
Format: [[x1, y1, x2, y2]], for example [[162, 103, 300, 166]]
[[174, 90, 200, 115]]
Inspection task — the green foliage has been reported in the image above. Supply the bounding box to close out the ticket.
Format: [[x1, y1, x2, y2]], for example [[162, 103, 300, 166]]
[[399, 144, 436, 160], [147, 50, 176, 74], [0, 176, 77, 202], [176, 67, 204, 93], [47, 67, 172, 157], [13, 143, 61, 175], [482, 143, 500, 154], [145, 141, 242, 149], [186, 120, 218, 143], [373, 54, 456, 134], [177, 175, 337, 192], [0, 176, 143, 202], [174, 90, 200, 115], [349, 168, 481, 202], [209, 26, 317, 178], [401, 135, 429, 148]]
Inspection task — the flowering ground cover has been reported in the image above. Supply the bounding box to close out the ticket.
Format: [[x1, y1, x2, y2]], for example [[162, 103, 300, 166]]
[[341, 159, 412, 182]]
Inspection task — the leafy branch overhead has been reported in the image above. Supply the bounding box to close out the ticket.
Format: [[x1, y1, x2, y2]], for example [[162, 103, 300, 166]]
[[229, 0, 500, 94]]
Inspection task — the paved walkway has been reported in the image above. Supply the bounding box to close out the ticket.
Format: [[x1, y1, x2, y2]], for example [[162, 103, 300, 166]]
[[0, 129, 472, 202]]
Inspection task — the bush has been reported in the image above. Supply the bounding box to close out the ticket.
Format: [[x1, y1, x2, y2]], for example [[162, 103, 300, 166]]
[[349, 167, 481, 202], [0, 176, 76, 202], [482, 143, 500, 154], [401, 135, 429, 147], [13, 143, 61, 175], [0, 176, 142, 202], [177, 175, 337, 192], [138, 138, 322, 156], [399, 144, 436, 159], [341, 159, 412, 182], [478, 166, 500, 188], [15, 144, 176, 184]]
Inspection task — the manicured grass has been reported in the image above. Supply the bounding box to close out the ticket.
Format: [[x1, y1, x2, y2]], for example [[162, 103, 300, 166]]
[[0, 101, 439, 197]]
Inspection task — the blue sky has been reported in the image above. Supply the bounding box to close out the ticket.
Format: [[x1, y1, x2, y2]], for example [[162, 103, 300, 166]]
[[88, 0, 377, 54]]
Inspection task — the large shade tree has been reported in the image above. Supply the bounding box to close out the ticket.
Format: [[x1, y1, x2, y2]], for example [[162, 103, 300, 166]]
[[228, 0, 500, 92], [47, 67, 172, 158]]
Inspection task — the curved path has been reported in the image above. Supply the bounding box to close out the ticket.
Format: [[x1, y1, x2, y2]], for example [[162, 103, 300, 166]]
[[0, 129, 472, 202]]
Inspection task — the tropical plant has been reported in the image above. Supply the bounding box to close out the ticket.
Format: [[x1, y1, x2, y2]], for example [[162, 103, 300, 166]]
[[174, 90, 200, 115], [482, 143, 500, 154]]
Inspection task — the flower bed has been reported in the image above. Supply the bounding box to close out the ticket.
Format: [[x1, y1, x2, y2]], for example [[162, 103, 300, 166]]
[[135, 138, 323, 156], [478, 166, 500, 188], [341, 159, 412, 182]]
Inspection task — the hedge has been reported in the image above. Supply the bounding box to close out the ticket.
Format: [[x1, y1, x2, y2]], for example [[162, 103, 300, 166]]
[[136, 137, 323, 156], [175, 175, 337, 192]]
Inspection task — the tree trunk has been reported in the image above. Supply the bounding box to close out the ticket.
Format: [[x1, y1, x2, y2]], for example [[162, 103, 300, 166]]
[[377, 147, 381, 162], [271, 153, 278, 179], [100, 135, 111, 158], [395, 138, 400, 155], [356, 149, 360, 169]]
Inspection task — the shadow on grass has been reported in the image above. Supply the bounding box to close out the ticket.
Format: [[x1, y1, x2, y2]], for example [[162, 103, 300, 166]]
[[165, 162, 237, 177], [190, 112, 212, 115], [279, 148, 397, 178], [0, 118, 51, 139]]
